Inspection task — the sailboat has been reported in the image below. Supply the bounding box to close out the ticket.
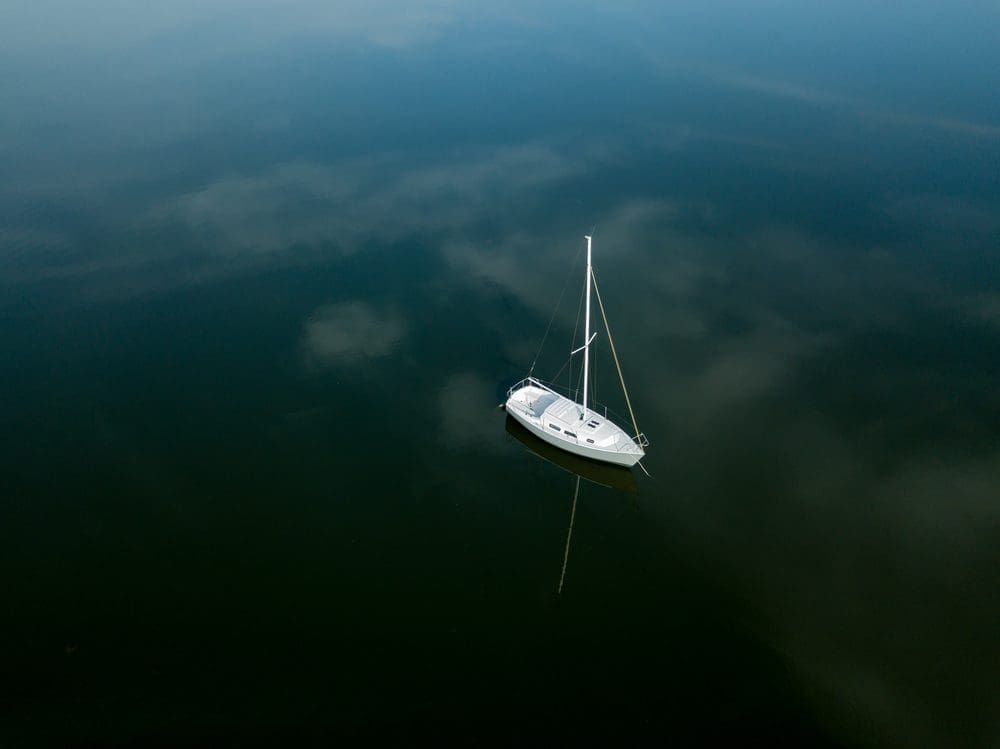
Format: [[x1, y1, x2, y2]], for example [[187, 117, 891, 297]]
[[504, 235, 648, 468]]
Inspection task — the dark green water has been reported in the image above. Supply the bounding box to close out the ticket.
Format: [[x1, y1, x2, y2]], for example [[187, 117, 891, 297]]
[[2, 3, 999, 746]]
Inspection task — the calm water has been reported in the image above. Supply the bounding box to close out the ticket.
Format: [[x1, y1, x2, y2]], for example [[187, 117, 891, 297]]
[[2, 3, 999, 746]]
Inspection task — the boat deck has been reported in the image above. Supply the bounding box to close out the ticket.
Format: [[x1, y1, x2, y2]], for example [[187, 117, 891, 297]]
[[505, 378, 643, 465]]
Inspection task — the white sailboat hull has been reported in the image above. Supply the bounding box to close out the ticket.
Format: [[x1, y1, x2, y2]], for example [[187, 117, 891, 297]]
[[505, 380, 644, 468]]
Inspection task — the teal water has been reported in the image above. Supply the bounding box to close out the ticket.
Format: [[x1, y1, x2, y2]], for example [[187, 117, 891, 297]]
[[2, 3, 999, 746]]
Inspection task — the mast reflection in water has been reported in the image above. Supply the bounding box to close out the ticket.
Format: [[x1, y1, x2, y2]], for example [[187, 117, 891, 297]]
[[505, 414, 640, 594]]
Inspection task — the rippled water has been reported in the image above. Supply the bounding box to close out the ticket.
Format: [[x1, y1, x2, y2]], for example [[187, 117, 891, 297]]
[[2, 3, 999, 745]]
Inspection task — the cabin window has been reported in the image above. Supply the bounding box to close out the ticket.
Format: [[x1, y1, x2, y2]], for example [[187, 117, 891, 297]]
[[586, 438, 595, 443], [549, 424, 561, 432], [564, 431, 577, 438]]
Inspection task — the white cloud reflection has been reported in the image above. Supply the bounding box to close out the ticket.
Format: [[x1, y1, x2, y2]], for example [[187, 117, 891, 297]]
[[2, 0, 467, 53], [301, 301, 405, 368], [698, 66, 1000, 140], [162, 143, 582, 258]]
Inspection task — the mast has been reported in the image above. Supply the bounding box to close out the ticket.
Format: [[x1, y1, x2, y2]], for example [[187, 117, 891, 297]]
[[581, 235, 592, 419]]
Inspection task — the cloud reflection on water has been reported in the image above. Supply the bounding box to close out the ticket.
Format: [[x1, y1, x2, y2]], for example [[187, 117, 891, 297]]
[[302, 301, 406, 368], [161, 143, 582, 257], [1, 2, 998, 745]]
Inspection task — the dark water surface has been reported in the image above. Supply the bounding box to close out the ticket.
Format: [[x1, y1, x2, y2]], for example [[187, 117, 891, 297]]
[[2, 3, 999, 746]]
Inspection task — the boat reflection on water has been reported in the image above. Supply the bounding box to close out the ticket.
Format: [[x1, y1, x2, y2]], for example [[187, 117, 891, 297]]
[[506, 414, 639, 593], [505, 414, 637, 494]]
